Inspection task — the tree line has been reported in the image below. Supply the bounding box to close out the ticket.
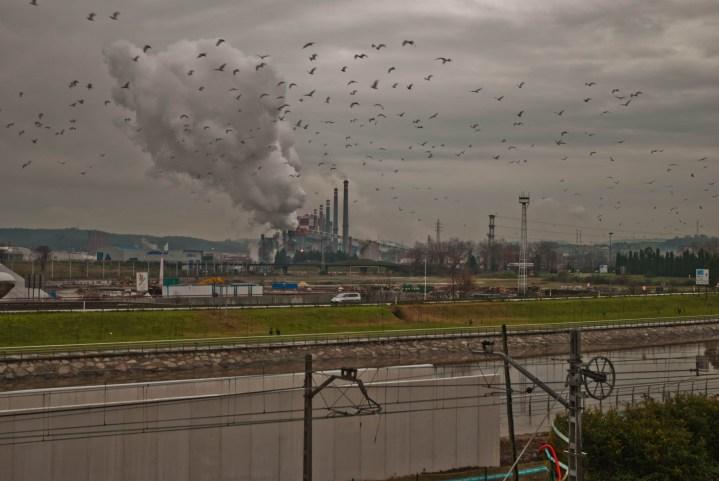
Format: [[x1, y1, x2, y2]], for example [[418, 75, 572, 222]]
[[615, 247, 719, 284]]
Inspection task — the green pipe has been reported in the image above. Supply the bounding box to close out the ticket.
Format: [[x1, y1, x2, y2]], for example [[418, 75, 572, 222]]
[[447, 465, 549, 481]]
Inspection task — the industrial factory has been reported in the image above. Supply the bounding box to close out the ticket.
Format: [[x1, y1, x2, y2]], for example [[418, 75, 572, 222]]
[[259, 180, 359, 263]]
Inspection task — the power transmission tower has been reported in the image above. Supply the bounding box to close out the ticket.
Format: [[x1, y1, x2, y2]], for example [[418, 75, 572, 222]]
[[435, 218, 442, 245], [488, 214, 496, 271], [518, 194, 530, 296], [474, 329, 616, 481]]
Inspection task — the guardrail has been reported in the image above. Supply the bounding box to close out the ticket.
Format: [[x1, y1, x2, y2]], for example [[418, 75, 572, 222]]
[[0, 313, 717, 359]]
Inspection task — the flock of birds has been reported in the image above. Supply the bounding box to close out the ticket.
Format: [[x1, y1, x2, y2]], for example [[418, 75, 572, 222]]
[[2, 1, 716, 241]]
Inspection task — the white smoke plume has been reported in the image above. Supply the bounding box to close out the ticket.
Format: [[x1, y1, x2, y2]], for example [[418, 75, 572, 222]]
[[104, 39, 305, 229]]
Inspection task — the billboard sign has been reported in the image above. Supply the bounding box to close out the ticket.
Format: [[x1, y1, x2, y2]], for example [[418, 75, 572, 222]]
[[696, 268, 709, 286], [136, 272, 149, 292]]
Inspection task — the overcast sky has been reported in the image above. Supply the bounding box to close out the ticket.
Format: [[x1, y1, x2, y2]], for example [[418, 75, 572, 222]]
[[1, 0, 717, 246]]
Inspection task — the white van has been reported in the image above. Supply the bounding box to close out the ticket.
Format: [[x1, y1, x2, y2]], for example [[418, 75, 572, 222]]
[[330, 292, 362, 304]]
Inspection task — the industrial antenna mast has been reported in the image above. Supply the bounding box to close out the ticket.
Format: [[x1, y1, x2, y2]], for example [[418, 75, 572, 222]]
[[518, 194, 530, 296]]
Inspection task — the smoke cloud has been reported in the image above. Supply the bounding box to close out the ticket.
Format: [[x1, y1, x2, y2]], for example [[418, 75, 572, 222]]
[[104, 39, 305, 229]]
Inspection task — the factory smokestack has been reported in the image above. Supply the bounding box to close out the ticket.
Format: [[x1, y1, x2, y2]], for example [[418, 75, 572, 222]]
[[318, 204, 324, 235], [333, 188, 339, 252], [342, 180, 349, 254], [325, 200, 331, 238]]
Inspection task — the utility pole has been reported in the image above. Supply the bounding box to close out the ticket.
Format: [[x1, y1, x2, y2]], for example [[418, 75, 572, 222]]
[[302, 354, 381, 481], [567, 330, 584, 481], [424, 255, 428, 301], [488, 214, 496, 272], [502, 325, 519, 481], [474, 329, 615, 481], [303, 355, 313, 481]]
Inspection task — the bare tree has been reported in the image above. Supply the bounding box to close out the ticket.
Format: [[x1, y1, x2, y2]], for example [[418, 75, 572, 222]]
[[445, 238, 472, 298]]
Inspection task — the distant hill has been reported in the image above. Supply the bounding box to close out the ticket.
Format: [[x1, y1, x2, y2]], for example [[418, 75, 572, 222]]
[[0, 228, 250, 254]]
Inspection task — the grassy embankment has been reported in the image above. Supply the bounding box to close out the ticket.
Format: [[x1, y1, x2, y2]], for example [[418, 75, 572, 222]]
[[1, 294, 718, 347]]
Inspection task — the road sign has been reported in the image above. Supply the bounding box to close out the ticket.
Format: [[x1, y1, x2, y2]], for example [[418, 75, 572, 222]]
[[696, 268, 709, 286]]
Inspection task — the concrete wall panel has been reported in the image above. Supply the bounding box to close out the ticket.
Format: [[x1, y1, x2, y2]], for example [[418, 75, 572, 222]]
[[0, 366, 499, 481]]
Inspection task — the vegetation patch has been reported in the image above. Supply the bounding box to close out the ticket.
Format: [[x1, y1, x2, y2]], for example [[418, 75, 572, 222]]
[[0, 294, 717, 348]]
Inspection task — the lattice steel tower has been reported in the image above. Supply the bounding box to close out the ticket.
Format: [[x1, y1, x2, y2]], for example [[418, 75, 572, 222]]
[[518, 194, 530, 296]]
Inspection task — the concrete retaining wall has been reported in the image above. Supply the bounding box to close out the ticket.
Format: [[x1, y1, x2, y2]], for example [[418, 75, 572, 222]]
[[0, 365, 500, 481]]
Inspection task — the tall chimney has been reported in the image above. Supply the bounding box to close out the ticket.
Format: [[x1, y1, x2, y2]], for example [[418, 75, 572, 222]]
[[259, 234, 265, 263], [333, 188, 339, 252], [325, 200, 331, 238], [318, 204, 324, 236], [342, 180, 349, 254]]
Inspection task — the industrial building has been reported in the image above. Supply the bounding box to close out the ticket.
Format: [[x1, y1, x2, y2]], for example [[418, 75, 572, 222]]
[[259, 179, 356, 262], [258, 180, 407, 264]]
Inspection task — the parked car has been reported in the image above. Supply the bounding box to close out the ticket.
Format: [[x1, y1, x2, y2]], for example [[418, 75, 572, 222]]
[[330, 292, 362, 304]]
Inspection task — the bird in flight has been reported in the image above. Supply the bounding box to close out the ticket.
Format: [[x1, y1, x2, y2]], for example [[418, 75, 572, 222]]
[[21, 161, 32, 169], [424, 74, 433, 81], [371, 79, 379, 89], [517, 81, 525, 88], [402, 40, 415, 46], [470, 88, 482, 93], [121, 81, 130, 89], [109, 11, 119, 20], [86, 12, 96, 21], [354, 53, 368, 59], [216, 39, 225, 47], [214, 63, 227, 72], [302, 42, 315, 49], [585, 81, 596, 86], [308, 67, 317, 75], [197, 52, 207, 58], [435, 57, 452, 64], [143, 45, 151, 53], [256, 62, 267, 71]]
